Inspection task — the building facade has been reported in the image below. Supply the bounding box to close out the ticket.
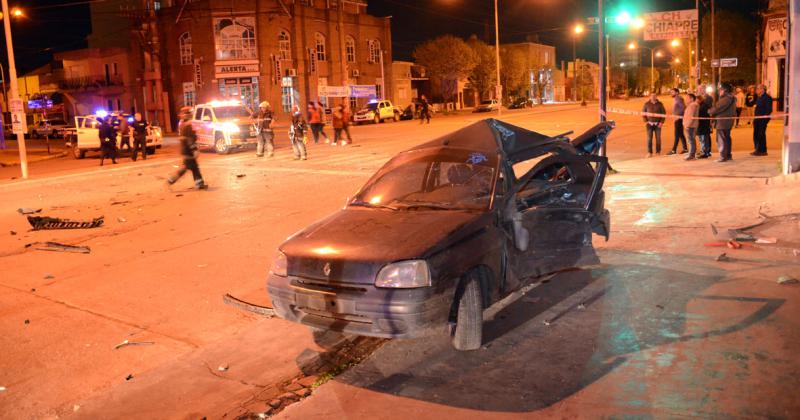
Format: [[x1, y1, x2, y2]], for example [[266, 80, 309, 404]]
[[501, 41, 558, 103], [157, 0, 392, 120], [760, 0, 788, 110]]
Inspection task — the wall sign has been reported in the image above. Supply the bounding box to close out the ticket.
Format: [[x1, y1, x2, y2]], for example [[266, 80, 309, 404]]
[[644, 9, 698, 41], [766, 17, 787, 57], [194, 59, 202, 87], [215, 60, 260, 78]]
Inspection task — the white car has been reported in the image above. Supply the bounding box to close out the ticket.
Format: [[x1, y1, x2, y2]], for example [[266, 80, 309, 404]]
[[473, 100, 499, 113], [65, 113, 163, 159], [187, 101, 258, 154], [353, 100, 401, 124], [29, 119, 71, 139]]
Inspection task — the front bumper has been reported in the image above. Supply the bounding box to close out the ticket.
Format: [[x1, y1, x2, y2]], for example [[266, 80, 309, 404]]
[[353, 114, 375, 122], [267, 274, 451, 338]]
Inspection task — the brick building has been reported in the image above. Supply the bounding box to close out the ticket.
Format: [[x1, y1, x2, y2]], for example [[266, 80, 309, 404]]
[[157, 0, 392, 119], [501, 41, 559, 103]]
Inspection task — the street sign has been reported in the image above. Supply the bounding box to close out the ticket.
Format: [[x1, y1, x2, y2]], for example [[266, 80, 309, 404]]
[[350, 85, 377, 98], [644, 9, 698, 41], [318, 85, 349, 97], [711, 59, 720, 68], [720, 57, 738, 68], [10, 98, 26, 135]]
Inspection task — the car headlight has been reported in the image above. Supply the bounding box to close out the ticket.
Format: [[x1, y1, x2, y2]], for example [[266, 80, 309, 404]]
[[375, 260, 431, 288], [270, 251, 287, 277], [219, 122, 240, 133]]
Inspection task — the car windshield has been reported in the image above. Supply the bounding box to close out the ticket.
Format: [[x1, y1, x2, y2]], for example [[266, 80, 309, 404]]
[[480, 101, 494, 105], [362, 103, 379, 111], [351, 148, 497, 211], [214, 106, 252, 119]]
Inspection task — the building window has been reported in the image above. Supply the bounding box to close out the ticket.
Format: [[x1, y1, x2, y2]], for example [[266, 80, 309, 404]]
[[278, 30, 291, 60], [544, 51, 550, 65], [368, 39, 381, 63], [345, 36, 356, 63], [179, 32, 193, 65], [214, 17, 257, 60], [113, 62, 118, 75], [183, 82, 196, 107], [315, 33, 326, 62]]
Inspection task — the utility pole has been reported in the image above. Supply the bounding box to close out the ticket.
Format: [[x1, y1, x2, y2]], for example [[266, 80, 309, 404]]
[[494, 0, 502, 114], [2, 0, 27, 178], [711, 0, 716, 95], [338, 1, 348, 99], [785, 0, 799, 174], [695, 0, 700, 88], [572, 36, 577, 102], [599, 0, 607, 156]]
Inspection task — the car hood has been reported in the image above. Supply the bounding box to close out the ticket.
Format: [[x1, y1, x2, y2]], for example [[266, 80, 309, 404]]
[[280, 208, 485, 283]]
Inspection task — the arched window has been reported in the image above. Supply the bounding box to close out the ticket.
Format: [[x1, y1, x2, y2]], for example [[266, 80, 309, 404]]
[[278, 30, 291, 60], [179, 32, 193, 65], [368, 39, 381, 64], [315, 32, 326, 62], [345, 35, 356, 63]]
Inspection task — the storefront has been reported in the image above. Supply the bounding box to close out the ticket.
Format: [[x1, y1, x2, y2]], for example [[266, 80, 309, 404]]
[[215, 61, 261, 110], [763, 15, 787, 111], [212, 16, 260, 110]]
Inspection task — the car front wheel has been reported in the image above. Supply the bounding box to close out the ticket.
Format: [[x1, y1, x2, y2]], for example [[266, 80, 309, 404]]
[[452, 270, 483, 351], [214, 135, 229, 154], [373, 115, 380, 124], [393, 112, 400, 122], [72, 144, 85, 159]]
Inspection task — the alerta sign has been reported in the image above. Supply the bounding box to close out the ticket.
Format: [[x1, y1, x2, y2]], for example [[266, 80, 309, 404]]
[[644, 9, 698, 41]]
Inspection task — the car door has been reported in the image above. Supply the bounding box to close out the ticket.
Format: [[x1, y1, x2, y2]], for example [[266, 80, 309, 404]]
[[77, 117, 101, 148], [194, 107, 213, 146], [502, 150, 608, 280]]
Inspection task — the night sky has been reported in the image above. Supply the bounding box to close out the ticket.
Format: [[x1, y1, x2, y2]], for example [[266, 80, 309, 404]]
[[0, 0, 764, 75]]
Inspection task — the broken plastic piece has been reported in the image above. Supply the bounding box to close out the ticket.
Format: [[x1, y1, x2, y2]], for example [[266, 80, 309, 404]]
[[777, 276, 799, 285], [222, 293, 275, 317], [716, 253, 731, 262], [27, 216, 104, 230], [755, 237, 777, 244], [26, 242, 91, 254], [17, 208, 42, 215], [115, 339, 155, 349]]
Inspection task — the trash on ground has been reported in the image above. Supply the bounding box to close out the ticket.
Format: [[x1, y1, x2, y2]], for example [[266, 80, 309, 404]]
[[236, 173, 246, 178], [217, 365, 229, 372], [175, 194, 183, 197], [755, 237, 778, 244], [27, 216, 104, 230], [24, 319, 30, 325], [10, 231, 16, 235], [727, 240, 743, 249], [26, 242, 91, 254], [110, 201, 131, 206], [125, 374, 134, 381], [716, 253, 731, 262], [656, 304, 665, 309], [577, 303, 586, 310], [0, 386, 6, 392], [777, 276, 799, 285], [222, 293, 275, 317], [115, 339, 155, 349], [542, 319, 551, 326], [704, 241, 728, 247], [794, 249, 800, 257], [44, 274, 55, 279], [117, 217, 127, 223], [17, 208, 42, 215]]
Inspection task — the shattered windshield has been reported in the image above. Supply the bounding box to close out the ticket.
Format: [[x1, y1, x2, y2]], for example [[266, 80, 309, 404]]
[[214, 106, 252, 120], [351, 148, 498, 211]]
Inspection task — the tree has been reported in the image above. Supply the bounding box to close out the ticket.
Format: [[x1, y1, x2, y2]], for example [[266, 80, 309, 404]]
[[700, 9, 758, 84], [634, 66, 661, 95], [413, 35, 477, 103], [499, 48, 528, 101], [466, 36, 496, 101]]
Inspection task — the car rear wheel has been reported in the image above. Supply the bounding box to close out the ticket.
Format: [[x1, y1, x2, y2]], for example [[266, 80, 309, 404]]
[[72, 143, 85, 159], [452, 270, 483, 351], [373, 115, 380, 124], [214, 135, 229, 154], [393, 112, 400, 122]]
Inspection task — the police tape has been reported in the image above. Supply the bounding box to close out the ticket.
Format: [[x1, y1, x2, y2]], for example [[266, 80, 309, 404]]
[[604, 107, 787, 121]]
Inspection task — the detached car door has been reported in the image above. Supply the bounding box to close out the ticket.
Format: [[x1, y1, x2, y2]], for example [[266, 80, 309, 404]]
[[503, 149, 609, 280]]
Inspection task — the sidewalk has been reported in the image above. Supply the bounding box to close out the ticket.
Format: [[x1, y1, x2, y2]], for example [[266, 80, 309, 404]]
[[0, 138, 68, 167], [275, 151, 800, 419]]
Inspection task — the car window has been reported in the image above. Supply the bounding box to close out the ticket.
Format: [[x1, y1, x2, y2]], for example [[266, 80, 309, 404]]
[[49, 120, 67, 125], [194, 108, 204, 121], [213, 106, 250, 119]]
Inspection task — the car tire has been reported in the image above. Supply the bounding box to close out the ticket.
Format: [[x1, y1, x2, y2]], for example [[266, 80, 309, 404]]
[[146, 146, 156, 155], [393, 112, 400, 122], [214, 135, 229, 154], [373, 115, 380, 124], [72, 144, 85, 159], [452, 270, 483, 351]]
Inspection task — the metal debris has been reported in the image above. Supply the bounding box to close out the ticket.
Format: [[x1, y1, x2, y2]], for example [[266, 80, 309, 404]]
[[222, 293, 275, 317], [26, 242, 91, 254], [218, 365, 229, 372], [716, 253, 731, 262], [115, 340, 155, 350], [755, 237, 777, 244], [17, 208, 42, 215], [777, 276, 799, 285], [27, 216, 104, 230]]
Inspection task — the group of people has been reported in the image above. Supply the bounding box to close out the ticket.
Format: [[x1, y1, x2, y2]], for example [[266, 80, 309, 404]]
[[642, 83, 773, 162], [98, 113, 151, 166]]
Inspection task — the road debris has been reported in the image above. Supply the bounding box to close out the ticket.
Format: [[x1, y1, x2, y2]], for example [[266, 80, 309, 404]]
[[0, 386, 6, 392], [125, 374, 134, 381], [543, 319, 551, 326], [10, 231, 16, 235], [110, 201, 131, 206], [217, 365, 229, 372], [236, 173, 246, 178], [24, 319, 30, 325], [716, 253, 731, 262], [656, 304, 665, 309], [44, 274, 54, 279], [117, 217, 127, 223], [27, 216, 104, 230], [794, 249, 800, 257], [727, 240, 743, 249], [777, 276, 799, 285], [17, 208, 42, 215], [755, 237, 777, 244], [26, 242, 91, 254], [222, 293, 275, 317], [115, 339, 155, 350]]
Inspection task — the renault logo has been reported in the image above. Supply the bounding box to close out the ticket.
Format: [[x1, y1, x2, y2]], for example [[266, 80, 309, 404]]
[[323, 262, 331, 277]]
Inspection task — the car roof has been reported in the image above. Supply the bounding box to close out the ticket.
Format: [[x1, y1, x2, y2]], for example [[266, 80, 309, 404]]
[[409, 119, 564, 163]]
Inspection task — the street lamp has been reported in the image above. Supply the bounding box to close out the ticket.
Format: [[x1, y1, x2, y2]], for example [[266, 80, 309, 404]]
[[572, 24, 585, 102], [671, 38, 680, 48], [628, 42, 658, 93], [493, 0, 501, 114]]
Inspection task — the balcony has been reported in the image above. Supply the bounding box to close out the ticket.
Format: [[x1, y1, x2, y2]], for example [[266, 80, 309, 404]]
[[58, 75, 125, 93]]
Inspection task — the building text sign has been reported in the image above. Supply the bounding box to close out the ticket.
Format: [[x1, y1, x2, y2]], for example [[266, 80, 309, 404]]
[[350, 85, 377, 98], [766, 17, 787, 57], [10, 98, 26, 135], [644, 9, 698, 41], [318, 85, 349, 97], [215, 61, 260, 78]]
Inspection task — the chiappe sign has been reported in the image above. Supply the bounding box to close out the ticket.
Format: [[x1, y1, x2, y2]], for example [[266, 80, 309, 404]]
[[644, 9, 699, 41]]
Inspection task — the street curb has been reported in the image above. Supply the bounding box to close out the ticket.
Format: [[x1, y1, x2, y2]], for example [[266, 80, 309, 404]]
[[0, 151, 68, 167], [766, 171, 800, 186]]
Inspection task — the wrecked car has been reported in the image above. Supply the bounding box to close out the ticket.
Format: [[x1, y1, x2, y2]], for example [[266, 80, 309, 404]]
[[267, 119, 614, 350]]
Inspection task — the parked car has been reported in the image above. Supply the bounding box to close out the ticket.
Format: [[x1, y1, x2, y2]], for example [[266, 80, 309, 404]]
[[29, 119, 71, 139], [353, 100, 401, 124], [399, 104, 416, 120], [65, 112, 163, 159], [267, 119, 615, 350], [473, 99, 499, 113], [186, 100, 257, 154], [508, 97, 532, 109]]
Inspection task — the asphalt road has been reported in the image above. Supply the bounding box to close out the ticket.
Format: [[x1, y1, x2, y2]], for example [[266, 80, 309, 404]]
[[0, 100, 792, 418]]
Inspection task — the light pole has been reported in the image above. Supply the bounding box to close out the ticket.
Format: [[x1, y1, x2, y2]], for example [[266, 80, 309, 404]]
[[572, 24, 584, 103], [1, 2, 27, 178], [494, 0, 501, 114], [628, 42, 660, 93]]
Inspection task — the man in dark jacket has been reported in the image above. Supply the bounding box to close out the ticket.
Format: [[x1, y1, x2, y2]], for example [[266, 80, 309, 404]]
[[99, 116, 118, 166], [130, 113, 149, 161], [642, 93, 666, 157], [168, 107, 207, 189], [752, 84, 773, 156], [667, 88, 688, 155], [696, 88, 713, 159], [709, 83, 737, 162]]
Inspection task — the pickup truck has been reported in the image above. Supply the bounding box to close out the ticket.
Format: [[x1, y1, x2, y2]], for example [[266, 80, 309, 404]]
[[186, 101, 257, 154], [65, 113, 163, 159], [353, 100, 402, 124]]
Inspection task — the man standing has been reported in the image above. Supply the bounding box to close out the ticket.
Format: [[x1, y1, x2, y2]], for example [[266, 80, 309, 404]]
[[752, 84, 773, 156], [255, 101, 275, 157], [289, 105, 308, 160], [341, 103, 353, 145], [709, 82, 736, 162], [331, 105, 344, 146], [99, 116, 118, 166], [667, 88, 687, 155], [696, 89, 713, 159], [734, 87, 746, 128], [683, 93, 700, 160], [130, 112, 149, 161], [168, 107, 207, 189], [744, 85, 757, 126], [419, 95, 431, 124], [642, 93, 666, 157]]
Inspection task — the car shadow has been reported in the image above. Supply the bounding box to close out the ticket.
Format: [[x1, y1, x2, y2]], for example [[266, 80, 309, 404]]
[[331, 251, 785, 412]]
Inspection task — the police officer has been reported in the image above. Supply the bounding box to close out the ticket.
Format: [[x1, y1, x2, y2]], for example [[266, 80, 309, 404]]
[[289, 105, 308, 160], [255, 101, 275, 157], [99, 116, 118, 166], [131, 112, 149, 161], [168, 107, 208, 189]]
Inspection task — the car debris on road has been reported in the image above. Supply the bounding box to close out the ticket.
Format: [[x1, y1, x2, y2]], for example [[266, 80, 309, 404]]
[[26, 242, 91, 254], [17, 208, 42, 215], [27, 216, 104, 230], [115, 339, 155, 350]]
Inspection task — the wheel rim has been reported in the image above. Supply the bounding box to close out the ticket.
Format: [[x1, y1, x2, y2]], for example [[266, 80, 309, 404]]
[[374, 116, 380, 124], [215, 138, 226, 153]]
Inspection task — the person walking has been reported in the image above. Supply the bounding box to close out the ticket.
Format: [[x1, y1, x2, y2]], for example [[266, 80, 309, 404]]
[[642, 93, 666, 157], [332, 105, 345, 146], [419, 95, 431, 124], [308, 102, 329, 144], [683, 93, 700, 160], [116, 115, 131, 152], [255, 101, 275, 157], [752, 84, 773, 156], [667, 88, 687, 155], [317, 101, 330, 143], [744, 85, 757, 126], [696, 91, 712, 159], [734, 87, 746, 128], [99, 116, 118, 166], [168, 107, 207, 189], [341, 103, 353, 145], [289, 105, 308, 160], [709, 82, 736, 162], [130, 112, 149, 161]]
